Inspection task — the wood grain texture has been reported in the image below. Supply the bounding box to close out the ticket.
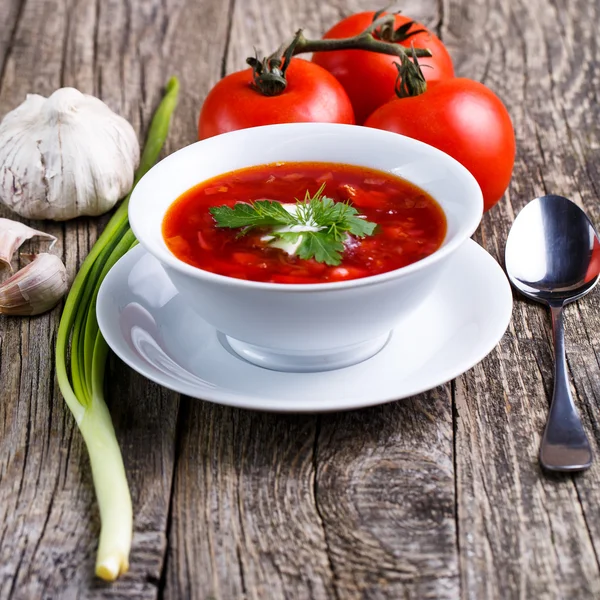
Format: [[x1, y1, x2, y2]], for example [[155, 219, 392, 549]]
[[0, 0, 186, 596], [164, 404, 333, 600], [161, 2, 458, 599], [315, 390, 458, 599], [443, 0, 600, 597], [1, 0, 600, 598]]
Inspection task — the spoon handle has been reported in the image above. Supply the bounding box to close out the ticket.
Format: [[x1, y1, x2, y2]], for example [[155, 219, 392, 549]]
[[540, 305, 593, 472]]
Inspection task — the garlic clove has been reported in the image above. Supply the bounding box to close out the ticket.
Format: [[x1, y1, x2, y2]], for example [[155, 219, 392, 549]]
[[0, 253, 68, 316], [0, 218, 57, 271]]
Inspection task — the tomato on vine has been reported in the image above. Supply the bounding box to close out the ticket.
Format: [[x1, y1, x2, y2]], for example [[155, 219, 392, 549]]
[[198, 13, 434, 138], [312, 11, 454, 124], [198, 58, 355, 139], [365, 54, 515, 212]]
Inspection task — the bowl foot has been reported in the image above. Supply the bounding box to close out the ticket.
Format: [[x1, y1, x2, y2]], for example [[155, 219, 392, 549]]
[[223, 332, 391, 372]]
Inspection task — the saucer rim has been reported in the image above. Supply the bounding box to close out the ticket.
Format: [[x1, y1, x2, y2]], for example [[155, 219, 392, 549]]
[[97, 239, 513, 413]]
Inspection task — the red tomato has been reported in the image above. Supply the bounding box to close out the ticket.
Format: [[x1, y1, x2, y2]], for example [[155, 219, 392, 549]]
[[312, 12, 454, 124], [198, 58, 355, 139], [364, 78, 516, 211]]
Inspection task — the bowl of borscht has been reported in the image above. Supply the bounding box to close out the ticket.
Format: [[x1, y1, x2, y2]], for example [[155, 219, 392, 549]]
[[129, 123, 483, 372]]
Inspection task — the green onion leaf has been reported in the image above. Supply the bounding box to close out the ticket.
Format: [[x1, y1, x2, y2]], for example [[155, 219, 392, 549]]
[[55, 76, 179, 581]]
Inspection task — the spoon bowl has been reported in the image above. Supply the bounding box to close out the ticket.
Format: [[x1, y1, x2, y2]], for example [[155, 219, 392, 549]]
[[505, 194, 600, 471]]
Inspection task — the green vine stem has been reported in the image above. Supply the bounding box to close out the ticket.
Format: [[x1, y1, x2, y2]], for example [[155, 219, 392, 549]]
[[247, 13, 432, 96], [372, 9, 427, 43], [394, 46, 428, 98]]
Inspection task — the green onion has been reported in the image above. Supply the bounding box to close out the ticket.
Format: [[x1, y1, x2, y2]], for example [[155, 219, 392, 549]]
[[55, 77, 179, 581]]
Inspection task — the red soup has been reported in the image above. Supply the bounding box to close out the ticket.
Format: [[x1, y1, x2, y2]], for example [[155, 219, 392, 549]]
[[163, 162, 447, 284]]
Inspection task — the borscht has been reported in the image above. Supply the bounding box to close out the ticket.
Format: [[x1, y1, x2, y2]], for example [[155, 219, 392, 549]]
[[162, 162, 446, 284]]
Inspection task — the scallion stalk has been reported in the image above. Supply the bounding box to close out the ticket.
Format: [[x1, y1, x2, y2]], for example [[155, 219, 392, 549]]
[[55, 77, 179, 581]]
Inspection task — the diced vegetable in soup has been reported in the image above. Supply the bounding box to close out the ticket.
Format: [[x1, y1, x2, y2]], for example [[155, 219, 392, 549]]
[[162, 162, 446, 284]]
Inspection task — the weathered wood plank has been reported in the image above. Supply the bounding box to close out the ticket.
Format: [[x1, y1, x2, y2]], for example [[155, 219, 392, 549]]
[[443, 0, 600, 597], [2, 0, 600, 599], [162, 2, 457, 599], [316, 390, 458, 599], [301, 4, 458, 598], [0, 1, 23, 83], [0, 0, 188, 596], [163, 2, 332, 597], [164, 404, 336, 599]]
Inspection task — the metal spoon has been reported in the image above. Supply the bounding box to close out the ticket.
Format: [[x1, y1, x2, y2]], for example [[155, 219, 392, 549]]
[[505, 194, 600, 472]]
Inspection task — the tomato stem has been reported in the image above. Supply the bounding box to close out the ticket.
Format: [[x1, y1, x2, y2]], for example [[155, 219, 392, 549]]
[[371, 11, 427, 44], [393, 46, 428, 98], [246, 14, 432, 96]]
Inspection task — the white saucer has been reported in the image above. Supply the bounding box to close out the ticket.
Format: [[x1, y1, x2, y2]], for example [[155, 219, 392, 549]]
[[97, 240, 513, 413]]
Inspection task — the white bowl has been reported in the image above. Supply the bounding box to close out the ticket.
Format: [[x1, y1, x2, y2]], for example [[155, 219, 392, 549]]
[[129, 123, 483, 372]]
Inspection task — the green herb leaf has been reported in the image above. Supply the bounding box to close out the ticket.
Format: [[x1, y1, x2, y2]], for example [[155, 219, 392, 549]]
[[210, 185, 377, 265], [297, 231, 345, 266], [210, 200, 295, 230], [343, 213, 377, 237]]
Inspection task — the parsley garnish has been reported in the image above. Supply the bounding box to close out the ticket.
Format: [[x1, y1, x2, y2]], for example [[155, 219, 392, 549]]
[[209, 184, 377, 265]]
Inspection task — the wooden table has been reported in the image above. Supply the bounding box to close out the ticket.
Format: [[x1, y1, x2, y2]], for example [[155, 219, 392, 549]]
[[1, 0, 600, 598]]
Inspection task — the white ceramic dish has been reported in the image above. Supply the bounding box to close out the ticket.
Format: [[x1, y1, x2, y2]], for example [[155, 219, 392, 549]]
[[128, 123, 483, 372], [96, 240, 512, 413]]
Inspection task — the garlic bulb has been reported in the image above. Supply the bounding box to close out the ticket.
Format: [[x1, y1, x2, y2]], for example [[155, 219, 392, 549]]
[[0, 253, 68, 315], [0, 218, 56, 270], [0, 88, 139, 220]]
